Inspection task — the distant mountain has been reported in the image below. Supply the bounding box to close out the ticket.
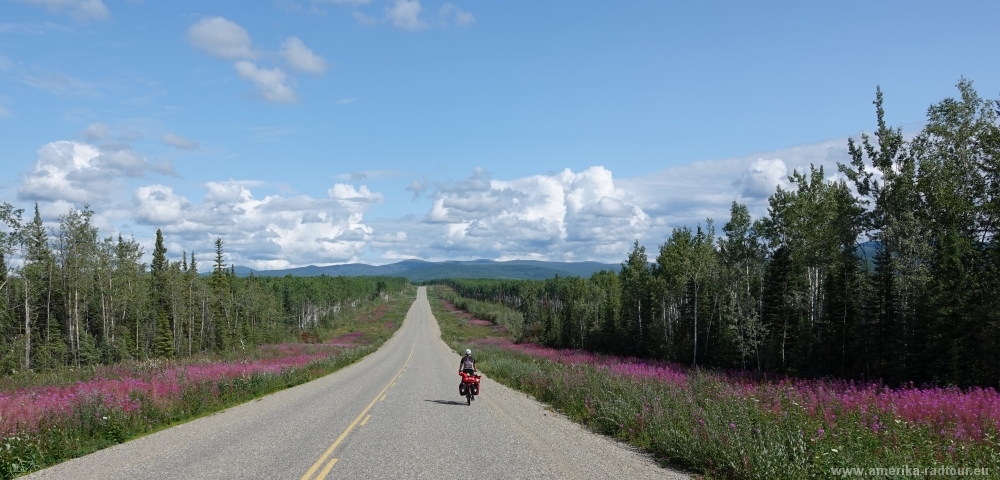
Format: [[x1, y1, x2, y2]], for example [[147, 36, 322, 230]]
[[232, 259, 620, 281]]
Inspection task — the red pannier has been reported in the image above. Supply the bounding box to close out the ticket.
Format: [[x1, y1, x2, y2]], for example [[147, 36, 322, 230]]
[[459, 372, 481, 396]]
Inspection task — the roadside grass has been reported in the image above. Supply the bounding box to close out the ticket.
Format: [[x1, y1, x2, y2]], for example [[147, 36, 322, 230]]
[[0, 287, 416, 479], [427, 286, 1000, 480]]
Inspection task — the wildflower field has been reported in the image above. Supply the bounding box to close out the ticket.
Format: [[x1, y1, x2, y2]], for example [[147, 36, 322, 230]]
[[0, 288, 415, 479], [429, 287, 1000, 479]]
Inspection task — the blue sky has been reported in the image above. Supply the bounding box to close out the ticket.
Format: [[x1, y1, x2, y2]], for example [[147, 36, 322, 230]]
[[1, 0, 998, 269]]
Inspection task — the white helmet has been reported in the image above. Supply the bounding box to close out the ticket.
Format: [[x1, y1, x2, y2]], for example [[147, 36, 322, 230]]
[[465, 349, 472, 355]]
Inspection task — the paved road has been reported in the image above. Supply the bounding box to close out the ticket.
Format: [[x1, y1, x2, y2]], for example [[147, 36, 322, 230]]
[[26, 287, 686, 479]]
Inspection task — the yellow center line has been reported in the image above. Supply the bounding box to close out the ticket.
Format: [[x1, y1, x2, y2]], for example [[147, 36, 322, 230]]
[[360, 414, 371, 426], [316, 458, 338, 480], [300, 344, 414, 480]]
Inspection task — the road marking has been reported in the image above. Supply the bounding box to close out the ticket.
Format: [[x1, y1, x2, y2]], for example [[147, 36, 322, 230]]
[[316, 458, 338, 480], [360, 414, 371, 426], [300, 344, 414, 480], [379, 394, 386, 402]]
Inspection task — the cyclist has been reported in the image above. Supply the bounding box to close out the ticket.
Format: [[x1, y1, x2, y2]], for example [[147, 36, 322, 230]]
[[459, 348, 476, 375]]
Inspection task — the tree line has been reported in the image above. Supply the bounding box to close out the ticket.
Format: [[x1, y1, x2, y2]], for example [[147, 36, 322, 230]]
[[437, 79, 1000, 388], [0, 206, 409, 372]]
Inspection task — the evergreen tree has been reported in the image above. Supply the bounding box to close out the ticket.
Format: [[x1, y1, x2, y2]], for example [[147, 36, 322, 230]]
[[151, 229, 173, 358]]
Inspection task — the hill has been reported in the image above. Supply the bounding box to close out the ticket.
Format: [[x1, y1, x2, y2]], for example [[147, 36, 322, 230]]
[[232, 259, 619, 281]]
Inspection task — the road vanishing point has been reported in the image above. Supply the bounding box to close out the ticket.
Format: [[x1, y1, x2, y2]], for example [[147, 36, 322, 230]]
[[26, 287, 687, 479]]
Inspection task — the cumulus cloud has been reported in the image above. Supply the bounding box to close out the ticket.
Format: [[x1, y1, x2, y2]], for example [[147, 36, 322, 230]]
[[440, 3, 474, 27], [131, 180, 381, 269], [12, 0, 110, 22], [18, 140, 174, 204], [618, 137, 853, 232], [133, 184, 190, 226], [378, 166, 649, 261], [187, 17, 256, 60], [187, 17, 302, 104], [734, 158, 790, 199], [328, 183, 384, 203], [406, 179, 427, 199], [81, 122, 109, 140], [234, 61, 297, 103], [161, 133, 199, 150], [385, 0, 426, 30], [280, 37, 328, 74], [366, 138, 854, 262]]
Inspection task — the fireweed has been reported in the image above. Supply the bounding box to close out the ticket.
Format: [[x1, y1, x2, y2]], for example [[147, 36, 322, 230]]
[[0, 290, 415, 479], [430, 289, 1000, 480]]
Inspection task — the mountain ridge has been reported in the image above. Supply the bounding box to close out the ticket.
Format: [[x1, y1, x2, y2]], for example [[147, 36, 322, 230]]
[[230, 259, 620, 281]]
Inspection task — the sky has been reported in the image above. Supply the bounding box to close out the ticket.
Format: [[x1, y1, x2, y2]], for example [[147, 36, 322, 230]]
[[1, 0, 998, 270]]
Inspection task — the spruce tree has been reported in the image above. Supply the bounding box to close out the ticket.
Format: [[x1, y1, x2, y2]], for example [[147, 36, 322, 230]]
[[151, 229, 173, 358]]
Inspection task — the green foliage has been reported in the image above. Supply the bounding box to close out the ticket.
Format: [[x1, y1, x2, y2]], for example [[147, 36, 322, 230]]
[[151, 230, 173, 358], [0, 288, 416, 479], [434, 288, 524, 340], [427, 79, 1000, 389], [430, 287, 1000, 479], [0, 210, 410, 374]]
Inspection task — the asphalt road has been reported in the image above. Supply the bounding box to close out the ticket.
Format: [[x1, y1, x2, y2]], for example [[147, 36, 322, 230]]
[[26, 287, 686, 479]]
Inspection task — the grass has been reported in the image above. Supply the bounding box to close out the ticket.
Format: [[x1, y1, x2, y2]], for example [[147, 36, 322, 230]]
[[0, 287, 416, 479], [427, 286, 1000, 479]]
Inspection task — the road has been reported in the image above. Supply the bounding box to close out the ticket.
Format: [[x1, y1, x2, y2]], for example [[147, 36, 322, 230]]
[[26, 287, 686, 479]]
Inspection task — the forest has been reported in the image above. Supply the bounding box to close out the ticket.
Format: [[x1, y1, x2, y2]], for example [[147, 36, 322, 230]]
[[0, 207, 409, 372], [436, 80, 1000, 388]]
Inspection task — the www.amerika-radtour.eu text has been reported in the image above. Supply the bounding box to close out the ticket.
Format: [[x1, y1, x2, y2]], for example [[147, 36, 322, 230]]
[[831, 466, 989, 477]]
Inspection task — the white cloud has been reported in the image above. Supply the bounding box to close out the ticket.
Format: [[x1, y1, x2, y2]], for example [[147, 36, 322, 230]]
[[18, 140, 175, 204], [81, 122, 109, 140], [131, 180, 381, 269], [234, 61, 297, 104], [280, 37, 329, 74], [133, 184, 189, 226], [311, 0, 370, 4], [406, 179, 427, 199], [440, 3, 474, 27], [0, 104, 9, 118], [385, 0, 426, 30], [9, 133, 863, 268], [734, 158, 791, 199], [363, 138, 856, 262], [619, 137, 853, 232], [161, 133, 199, 150], [328, 183, 384, 203], [187, 17, 256, 61], [12, 0, 110, 22], [374, 166, 649, 261]]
